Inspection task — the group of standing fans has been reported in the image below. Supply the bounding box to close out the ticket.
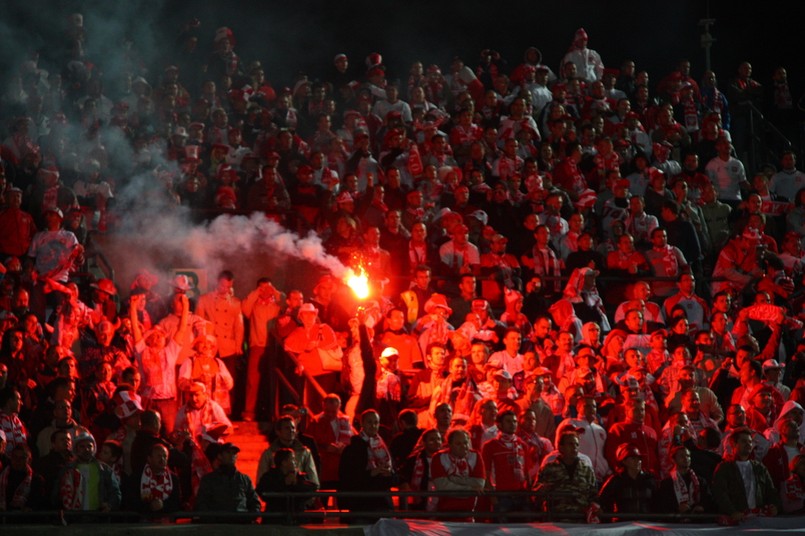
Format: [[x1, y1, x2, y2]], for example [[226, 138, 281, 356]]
[[1, 12, 805, 526]]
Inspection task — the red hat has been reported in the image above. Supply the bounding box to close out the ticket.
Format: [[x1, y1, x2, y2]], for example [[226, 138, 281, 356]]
[[472, 299, 489, 310], [114, 390, 143, 419], [648, 167, 665, 181], [366, 52, 383, 69], [424, 293, 452, 315], [297, 302, 319, 318], [91, 278, 117, 296], [211, 143, 230, 154], [183, 145, 200, 162], [616, 443, 642, 463], [44, 207, 64, 219]]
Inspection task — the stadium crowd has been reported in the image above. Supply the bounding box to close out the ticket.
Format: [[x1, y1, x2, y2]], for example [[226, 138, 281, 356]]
[[2, 11, 805, 526]]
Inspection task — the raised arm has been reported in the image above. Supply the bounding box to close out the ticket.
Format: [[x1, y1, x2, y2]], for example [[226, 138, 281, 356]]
[[130, 294, 145, 344], [173, 294, 190, 344]]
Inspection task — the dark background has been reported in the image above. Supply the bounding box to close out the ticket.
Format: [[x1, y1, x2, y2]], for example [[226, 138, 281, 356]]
[[1, 0, 801, 96]]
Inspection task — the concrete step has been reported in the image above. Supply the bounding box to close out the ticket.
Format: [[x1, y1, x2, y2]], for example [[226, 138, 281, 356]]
[[228, 420, 269, 482]]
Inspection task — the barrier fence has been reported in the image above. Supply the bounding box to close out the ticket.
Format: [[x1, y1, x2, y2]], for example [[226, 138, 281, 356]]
[[0, 489, 733, 525]]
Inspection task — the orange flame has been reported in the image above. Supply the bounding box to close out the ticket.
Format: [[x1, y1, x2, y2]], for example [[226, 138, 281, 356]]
[[345, 267, 370, 300]]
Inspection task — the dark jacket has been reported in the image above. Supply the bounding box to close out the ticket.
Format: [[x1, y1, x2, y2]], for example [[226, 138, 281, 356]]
[[599, 470, 657, 517], [656, 470, 714, 513], [711, 459, 781, 516], [195, 465, 260, 519], [123, 467, 182, 514], [256, 468, 318, 515], [338, 435, 394, 512]]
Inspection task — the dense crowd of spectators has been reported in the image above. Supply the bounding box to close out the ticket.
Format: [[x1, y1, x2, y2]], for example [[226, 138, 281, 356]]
[[1, 12, 805, 526]]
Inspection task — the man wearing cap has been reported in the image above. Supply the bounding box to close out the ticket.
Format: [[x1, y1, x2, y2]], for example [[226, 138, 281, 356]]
[[712, 427, 780, 522], [195, 441, 260, 518], [762, 359, 789, 399], [59, 430, 121, 512], [284, 301, 341, 411], [599, 443, 657, 516], [105, 390, 144, 476], [416, 294, 455, 356]]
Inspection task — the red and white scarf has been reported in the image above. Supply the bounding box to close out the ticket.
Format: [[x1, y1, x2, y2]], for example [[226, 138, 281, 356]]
[[60, 466, 86, 510], [441, 451, 478, 477], [0, 466, 33, 509], [652, 245, 679, 275], [410, 453, 429, 490], [361, 432, 391, 471], [670, 467, 700, 506], [330, 415, 353, 444], [0, 413, 28, 455], [140, 463, 173, 502], [497, 432, 526, 479]]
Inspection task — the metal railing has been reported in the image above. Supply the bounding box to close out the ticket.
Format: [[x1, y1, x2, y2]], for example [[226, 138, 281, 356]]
[[0, 490, 732, 526], [741, 100, 794, 172]]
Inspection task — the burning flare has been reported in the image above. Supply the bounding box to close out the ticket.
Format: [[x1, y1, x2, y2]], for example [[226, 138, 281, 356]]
[[345, 267, 370, 300]]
